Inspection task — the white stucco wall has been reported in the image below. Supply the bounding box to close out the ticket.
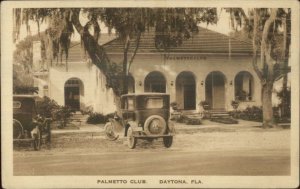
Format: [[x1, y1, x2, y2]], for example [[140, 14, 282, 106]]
[[108, 53, 262, 112], [39, 51, 289, 114], [48, 62, 115, 114], [33, 76, 48, 97]]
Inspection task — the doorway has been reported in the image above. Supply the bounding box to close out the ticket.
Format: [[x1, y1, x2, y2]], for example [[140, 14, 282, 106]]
[[176, 71, 196, 110], [205, 71, 226, 109], [64, 78, 84, 111]]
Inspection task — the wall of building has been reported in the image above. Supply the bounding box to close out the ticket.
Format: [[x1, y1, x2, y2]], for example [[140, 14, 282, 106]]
[[33, 76, 48, 97], [108, 53, 262, 112], [91, 65, 116, 114], [48, 62, 115, 114]]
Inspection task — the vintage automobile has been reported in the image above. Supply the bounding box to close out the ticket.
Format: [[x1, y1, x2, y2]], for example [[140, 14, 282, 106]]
[[104, 93, 175, 149], [13, 95, 51, 150]]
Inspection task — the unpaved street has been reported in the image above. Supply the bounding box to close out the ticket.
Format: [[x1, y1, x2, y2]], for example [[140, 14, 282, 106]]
[[14, 124, 290, 175]]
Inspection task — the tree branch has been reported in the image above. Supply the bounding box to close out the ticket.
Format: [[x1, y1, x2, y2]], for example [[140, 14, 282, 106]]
[[261, 8, 278, 82], [128, 31, 142, 73], [239, 9, 249, 23], [252, 9, 264, 82], [84, 19, 100, 41], [71, 9, 84, 35]]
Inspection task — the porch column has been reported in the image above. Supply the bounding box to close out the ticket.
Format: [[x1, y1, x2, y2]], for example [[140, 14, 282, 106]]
[[134, 79, 144, 93], [226, 74, 235, 111], [169, 79, 176, 103], [196, 77, 205, 112]]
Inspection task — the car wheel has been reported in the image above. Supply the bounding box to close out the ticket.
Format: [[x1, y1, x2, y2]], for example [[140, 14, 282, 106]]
[[127, 127, 137, 149], [33, 128, 41, 151], [144, 115, 167, 135], [163, 136, 173, 148], [104, 122, 119, 141], [13, 119, 23, 139]]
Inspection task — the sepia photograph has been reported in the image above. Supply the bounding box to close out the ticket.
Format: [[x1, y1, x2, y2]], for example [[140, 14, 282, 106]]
[[1, 0, 299, 188]]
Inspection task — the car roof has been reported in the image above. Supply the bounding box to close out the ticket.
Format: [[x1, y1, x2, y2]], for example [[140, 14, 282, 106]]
[[121, 93, 169, 98]]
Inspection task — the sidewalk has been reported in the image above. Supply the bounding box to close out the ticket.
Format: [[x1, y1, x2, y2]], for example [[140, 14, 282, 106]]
[[51, 119, 280, 135], [51, 123, 105, 134]]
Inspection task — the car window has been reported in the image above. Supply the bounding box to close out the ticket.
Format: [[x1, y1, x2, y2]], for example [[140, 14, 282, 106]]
[[127, 98, 134, 110], [145, 98, 163, 109], [13, 99, 36, 114], [123, 97, 134, 110]]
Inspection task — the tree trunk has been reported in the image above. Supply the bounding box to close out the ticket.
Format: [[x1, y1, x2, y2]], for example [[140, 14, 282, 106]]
[[261, 82, 274, 128], [122, 34, 130, 95], [259, 8, 278, 128], [281, 12, 290, 118], [71, 9, 122, 96]]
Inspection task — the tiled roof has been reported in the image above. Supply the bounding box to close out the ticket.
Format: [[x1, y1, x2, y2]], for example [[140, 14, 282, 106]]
[[67, 43, 87, 63], [103, 27, 253, 54], [67, 33, 117, 63], [66, 27, 253, 63]]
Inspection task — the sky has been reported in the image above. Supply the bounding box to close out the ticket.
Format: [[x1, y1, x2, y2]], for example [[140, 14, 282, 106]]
[[16, 8, 232, 43]]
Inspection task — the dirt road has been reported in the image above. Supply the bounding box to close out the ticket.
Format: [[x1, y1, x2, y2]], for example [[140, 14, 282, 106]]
[[13, 125, 290, 175]]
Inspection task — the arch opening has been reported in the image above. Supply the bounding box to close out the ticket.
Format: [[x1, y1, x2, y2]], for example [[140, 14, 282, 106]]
[[205, 71, 226, 109], [234, 71, 254, 101], [144, 71, 166, 93], [176, 71, 196, 110], [64, 78, 84, 111], [128, 75, 135, 93]]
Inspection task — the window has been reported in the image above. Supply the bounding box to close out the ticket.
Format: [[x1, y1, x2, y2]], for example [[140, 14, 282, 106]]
[[145, 98, 163, 109]]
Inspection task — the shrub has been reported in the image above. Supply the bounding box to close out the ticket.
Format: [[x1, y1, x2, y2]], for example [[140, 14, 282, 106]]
[[199, 100, 211, 110], [172, 114, 202, 125], [276, 87, 291, 118], [86, 112, 108, 124], [229, 106, 262, 122], [36, 96, 59, 118], [210, 117, 238, 124], [36, 96, 74, 128], [173, 114, 186, 123], [170, 102, 178, 111], [105, 112, 116, 120], [52, 105, 73, 128], [185, 117, 202, 125], [230, 105, 291, 124], [231, 100, 239, 110]]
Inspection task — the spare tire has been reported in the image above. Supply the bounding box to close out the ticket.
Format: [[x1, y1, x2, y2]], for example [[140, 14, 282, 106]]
[[144, 115, 166, 135]]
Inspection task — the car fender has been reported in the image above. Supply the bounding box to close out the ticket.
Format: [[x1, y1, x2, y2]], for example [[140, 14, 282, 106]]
[[127, 121, 143, 132]]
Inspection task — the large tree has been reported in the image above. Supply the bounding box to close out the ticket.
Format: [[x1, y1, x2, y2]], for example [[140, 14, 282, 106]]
[[13, 8, 217, 95], [226, 8, 291, 128]]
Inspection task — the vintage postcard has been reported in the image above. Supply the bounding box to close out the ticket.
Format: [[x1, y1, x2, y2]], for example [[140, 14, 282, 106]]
[[1, 0, 299, 188]]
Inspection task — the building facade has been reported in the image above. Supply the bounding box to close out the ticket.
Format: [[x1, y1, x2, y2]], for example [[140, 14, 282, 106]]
[[33, 27, 263, 114], [104, 27, 261, 112], [33, 39, 116, 114]]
